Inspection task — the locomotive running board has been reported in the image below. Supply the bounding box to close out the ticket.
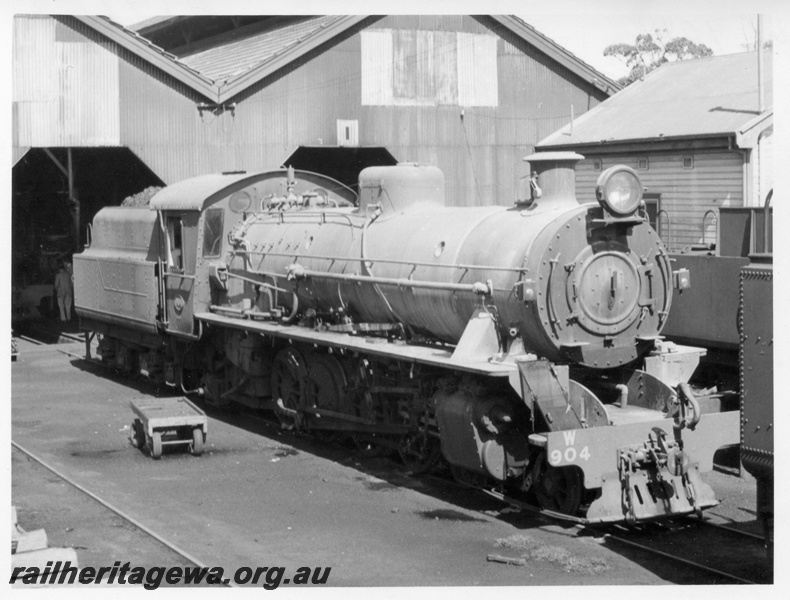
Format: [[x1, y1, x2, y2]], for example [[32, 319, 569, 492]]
[[195, 312, 515, 377]]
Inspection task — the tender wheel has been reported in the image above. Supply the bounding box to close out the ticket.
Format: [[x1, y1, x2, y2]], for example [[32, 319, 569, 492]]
[[150, 431, 163, 460], [129, 419, 144, 449], [271, 348, 308, 430], [191, 428, 204, 456], [532, 453, 583, 515]]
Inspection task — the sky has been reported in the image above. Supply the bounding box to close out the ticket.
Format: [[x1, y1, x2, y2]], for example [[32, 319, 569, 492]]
[[523, 13, 766, 80]]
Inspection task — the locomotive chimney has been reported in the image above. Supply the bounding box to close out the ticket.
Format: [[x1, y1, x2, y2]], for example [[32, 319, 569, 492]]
[[522, 152, 584, 206]]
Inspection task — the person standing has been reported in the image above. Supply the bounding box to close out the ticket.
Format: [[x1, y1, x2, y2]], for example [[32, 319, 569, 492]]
[[54, 261, 74, 322]]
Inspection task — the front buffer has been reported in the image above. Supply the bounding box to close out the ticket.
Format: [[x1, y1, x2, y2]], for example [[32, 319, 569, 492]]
[[536, 410, 740, 523]]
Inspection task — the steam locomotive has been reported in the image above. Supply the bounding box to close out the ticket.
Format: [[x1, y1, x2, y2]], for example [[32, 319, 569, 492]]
[[74, 152, 740, 523]]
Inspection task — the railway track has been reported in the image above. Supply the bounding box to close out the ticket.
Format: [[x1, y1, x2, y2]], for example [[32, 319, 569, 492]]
[[15, 331, 770, 585], [17, 330, 85, 345], [11, 440, 235, 588], [598, 518, 771, 584], [439, 476, 771, 584], [17, 332, 101, 363], [13, 333, 233, 586], [261, 420, 773, 585]]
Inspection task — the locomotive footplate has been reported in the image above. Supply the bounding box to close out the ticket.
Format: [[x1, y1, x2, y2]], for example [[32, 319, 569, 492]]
[[534, 411, 740, 523]]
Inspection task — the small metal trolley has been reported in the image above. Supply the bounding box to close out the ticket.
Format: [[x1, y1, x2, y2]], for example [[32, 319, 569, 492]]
[[129, 396, 207, 459]]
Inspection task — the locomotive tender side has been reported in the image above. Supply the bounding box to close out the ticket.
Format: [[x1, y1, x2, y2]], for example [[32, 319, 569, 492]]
[[74, 153, 740, 524], [740, 255, 773, 552]]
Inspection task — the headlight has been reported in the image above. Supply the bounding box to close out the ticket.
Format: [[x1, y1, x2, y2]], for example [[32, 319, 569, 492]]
[[595, 166, 643, 216]]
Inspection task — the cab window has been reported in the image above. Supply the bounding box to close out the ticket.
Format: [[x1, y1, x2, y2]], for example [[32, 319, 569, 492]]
[[202, 209, 224, 258], [167, 217, 184, 271]]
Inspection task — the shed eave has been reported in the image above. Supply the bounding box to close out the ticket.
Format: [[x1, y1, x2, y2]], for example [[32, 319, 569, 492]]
[[73, 15, 221, 102], [735, 110, 773, 149], [488, 15, 620, 95], [537, 133, 739, 154]]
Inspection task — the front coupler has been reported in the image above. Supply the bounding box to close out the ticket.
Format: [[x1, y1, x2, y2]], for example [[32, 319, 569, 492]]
[[536, 411, 740, 523]]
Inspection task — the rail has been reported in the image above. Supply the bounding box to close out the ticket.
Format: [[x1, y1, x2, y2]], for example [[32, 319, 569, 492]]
[[11, 440, 233, 586], [441, 470, 767, 584]]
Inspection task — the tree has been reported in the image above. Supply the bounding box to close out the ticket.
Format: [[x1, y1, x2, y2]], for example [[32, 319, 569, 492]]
[[604, 29, 713, 86]]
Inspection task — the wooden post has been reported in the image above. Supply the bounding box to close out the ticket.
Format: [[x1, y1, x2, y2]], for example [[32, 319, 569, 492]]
[[68, 148, 80, 252]]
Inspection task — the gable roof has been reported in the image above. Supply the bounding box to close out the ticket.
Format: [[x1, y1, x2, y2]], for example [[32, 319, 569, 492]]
[[178, 16, 341, 82], [75, 15, 371, 103], [538, 51, 773, 151], [132, 16, 269, 47], [75, 14, 619, 104], [200, 15, 372, 101]]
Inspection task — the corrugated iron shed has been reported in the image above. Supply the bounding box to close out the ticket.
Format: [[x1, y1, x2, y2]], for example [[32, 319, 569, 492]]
[[15, 14, 622, 208], [71, 15, 372, 103], [538, 52, 772, 150], [71, 16, 217, 100], [84, 14, 619, 103], [488, 16, 619, 96]]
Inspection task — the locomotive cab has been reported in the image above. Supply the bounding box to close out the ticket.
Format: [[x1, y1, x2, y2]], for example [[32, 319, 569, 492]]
[[149, 169, 360, 339], [150, 179, 227, 340]]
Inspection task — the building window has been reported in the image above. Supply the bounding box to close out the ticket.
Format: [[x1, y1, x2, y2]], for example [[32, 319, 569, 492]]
[[593, 159, 602, 171], [637, 158, 649, 171], [683, 156, 694, 169]]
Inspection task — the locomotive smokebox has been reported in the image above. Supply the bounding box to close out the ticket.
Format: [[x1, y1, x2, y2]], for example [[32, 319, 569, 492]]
[[523, 152, 585, 205]]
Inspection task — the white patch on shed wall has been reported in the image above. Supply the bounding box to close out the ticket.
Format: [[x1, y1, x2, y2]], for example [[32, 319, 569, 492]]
[[361, 29, 498, 108], [456, 33, 498, 107], [13, 16, 120, 148], [360, 30, 393, 106]]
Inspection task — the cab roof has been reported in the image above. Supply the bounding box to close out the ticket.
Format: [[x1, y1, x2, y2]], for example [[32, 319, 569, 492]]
[[149, 172, 255, 211], [149, 169, 357, 212]]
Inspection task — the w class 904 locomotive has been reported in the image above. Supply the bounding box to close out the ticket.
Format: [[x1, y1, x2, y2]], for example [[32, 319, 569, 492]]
[[74, 152, 740, 523]]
